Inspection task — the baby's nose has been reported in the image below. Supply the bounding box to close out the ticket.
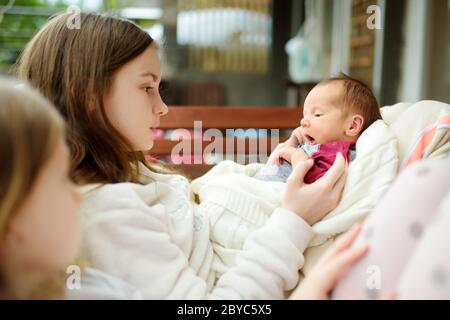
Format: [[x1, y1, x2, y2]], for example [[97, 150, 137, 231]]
[[300, 118, 309, 128]]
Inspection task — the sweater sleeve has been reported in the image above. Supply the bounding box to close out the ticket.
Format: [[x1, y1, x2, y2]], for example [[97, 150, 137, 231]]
[[211, 208, 314, 299], [82, 195, 313, 300]]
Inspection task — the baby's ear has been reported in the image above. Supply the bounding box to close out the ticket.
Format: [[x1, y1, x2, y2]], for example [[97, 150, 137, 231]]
[[345, 114, 364, 137]]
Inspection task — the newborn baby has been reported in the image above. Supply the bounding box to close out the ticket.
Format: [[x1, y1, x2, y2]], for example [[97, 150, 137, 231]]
[[255, 75, 381, 183], [192, 75, 390, 278]]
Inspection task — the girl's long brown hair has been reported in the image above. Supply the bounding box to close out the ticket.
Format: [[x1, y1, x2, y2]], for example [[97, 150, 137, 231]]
[[17, 12, 160, 184]]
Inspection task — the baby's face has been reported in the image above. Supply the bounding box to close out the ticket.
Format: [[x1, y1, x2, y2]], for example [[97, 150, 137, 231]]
[[300, 84, 353, 145]]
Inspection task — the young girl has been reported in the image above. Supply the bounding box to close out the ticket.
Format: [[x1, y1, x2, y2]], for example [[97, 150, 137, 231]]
[[17, 12, 347, 299], [0, 77, 151, 299], [0, 78, 80, 299]]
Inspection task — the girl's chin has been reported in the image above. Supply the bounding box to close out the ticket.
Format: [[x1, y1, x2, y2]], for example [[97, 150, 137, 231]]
[[131, 141, 153, 152], [141, 130, 154, 151], [144, 140, 154, 152]]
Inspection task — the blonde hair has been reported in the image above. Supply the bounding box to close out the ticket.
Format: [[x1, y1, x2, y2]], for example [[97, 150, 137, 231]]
[[16, 12, 172, 184], [0, 77, 65, 299]]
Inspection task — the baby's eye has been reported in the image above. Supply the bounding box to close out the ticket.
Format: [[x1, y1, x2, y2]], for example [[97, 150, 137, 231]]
[[314, 114, 323, 117]]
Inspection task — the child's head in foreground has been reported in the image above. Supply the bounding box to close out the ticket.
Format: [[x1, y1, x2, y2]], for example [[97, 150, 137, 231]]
[[300, 74, 382, 145], [0, 78, 81, 299]]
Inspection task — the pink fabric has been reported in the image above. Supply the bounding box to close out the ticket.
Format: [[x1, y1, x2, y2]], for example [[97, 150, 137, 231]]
[[305, 141, 353, 184]]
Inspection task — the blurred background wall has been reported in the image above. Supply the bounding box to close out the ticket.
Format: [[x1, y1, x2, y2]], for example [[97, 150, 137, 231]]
[[0, 0, 449, 107]]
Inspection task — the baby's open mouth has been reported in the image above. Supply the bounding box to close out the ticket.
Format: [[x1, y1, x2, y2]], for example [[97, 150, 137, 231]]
[[304, 134, 316, 145]]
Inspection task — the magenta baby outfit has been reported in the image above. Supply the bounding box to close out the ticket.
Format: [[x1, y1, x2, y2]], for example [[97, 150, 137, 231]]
[[305, 141, 353, 183], [254, 140, 354, 184]]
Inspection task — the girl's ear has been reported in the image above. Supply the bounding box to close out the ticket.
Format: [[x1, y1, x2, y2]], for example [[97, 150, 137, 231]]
[[345, 114, 364, 137]]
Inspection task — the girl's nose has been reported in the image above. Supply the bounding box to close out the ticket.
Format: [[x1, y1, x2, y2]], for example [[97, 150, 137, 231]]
[[155, 94, 168, 116]]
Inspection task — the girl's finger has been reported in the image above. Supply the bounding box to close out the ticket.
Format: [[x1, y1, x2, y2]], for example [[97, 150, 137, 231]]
[[286, 159, 314, 187], [379, 290, 397, 300], [325, 164, 347, 209], [318, 153, 347, 187], [333, 161, 348, 191], [321, 223, 363, 263], [324, 244, 369, 291]]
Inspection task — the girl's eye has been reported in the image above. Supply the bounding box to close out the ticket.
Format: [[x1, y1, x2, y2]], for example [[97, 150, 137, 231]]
[[145, 83, 165, 94], [314, 114, 322, 117]]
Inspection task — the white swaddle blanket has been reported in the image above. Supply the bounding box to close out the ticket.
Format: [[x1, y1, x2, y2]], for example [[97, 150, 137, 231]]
[[191, 119, 399, 271]]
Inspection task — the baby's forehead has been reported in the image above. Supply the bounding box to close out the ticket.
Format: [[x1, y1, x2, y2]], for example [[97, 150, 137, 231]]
[[306, 82, 345, 107], [316, 80, 346, 96]]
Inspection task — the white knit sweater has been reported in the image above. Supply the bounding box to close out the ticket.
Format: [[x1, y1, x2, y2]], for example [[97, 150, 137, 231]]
[[78, 164, 313, 299]]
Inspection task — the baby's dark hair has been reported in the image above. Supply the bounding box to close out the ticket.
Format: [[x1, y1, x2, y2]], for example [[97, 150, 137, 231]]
[[318, 74, 382, 132]]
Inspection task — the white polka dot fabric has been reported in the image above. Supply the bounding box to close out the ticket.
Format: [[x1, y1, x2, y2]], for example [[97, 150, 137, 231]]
[[332, 159, 450, 300]]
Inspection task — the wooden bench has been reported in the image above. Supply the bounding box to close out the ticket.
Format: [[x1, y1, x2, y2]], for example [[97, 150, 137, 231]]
[[151, 106, 302, 179]]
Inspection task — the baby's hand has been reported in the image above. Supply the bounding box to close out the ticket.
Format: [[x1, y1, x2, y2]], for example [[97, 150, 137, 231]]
[[269, 127, 305, 165], [287, 127, 304, 146], [277, 146, 309, 167]]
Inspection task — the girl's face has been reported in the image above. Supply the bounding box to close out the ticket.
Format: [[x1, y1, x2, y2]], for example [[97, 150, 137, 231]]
[[104, 45, 168, 151], [2, 138, 82, 278]]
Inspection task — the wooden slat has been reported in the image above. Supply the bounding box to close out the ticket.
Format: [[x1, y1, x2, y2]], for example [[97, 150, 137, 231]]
[[152, 106, 302, 179], [160, 106, 302, 129], [351, 15, 369, 26], [151, 137, 289, 155], [349, 57, 373, 68], [350, 34, 374, 48]]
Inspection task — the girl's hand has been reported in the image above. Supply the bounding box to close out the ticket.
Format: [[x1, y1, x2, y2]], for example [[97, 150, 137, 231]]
[[289, 223, 368, 300], [281, 152, 347, 225]]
